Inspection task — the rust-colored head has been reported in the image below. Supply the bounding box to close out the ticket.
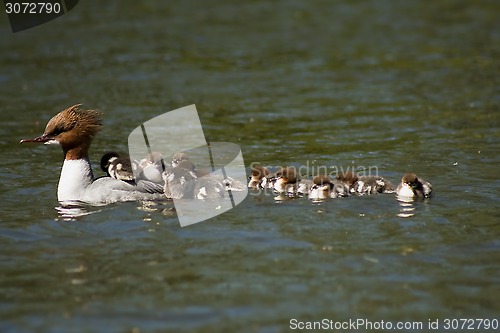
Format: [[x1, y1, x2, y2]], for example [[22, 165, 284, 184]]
[[336, 171, 358, 186], [275, 167, 298, 184], [20, 104, 102, 160], [313, 175, 332, 185], [401, 173, 419, 188], [251, 165, 270, 179]]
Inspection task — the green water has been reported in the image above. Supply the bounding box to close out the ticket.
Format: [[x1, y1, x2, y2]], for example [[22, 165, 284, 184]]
[[1, 1, 499, 332]]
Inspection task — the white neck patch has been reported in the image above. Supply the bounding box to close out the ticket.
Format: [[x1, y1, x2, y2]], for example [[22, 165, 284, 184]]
[[58, 158, 94, 202]]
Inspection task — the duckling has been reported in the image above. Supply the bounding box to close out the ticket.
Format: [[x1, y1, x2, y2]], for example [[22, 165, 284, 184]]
[[248, 164, 271, 189], [100, 151, 135, 183], [396, 173, 432, 200], [308, 175, 349, 200]]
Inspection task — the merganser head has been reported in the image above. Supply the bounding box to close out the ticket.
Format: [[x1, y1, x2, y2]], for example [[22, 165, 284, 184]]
[[336, 171, 358, 186], [176, 159, 193, 170], [139, 151, 164, 168], [162, 159, 198, 199], [401, 173, 420, 188], [100, 151, 135, 181], [313, 175, 334, 191], [100, 151, 120, 173], [248, 164, 270, 188], [137, 151, 166, 177], [251, 165, 270, 179], [171, 152, 189, 167], [275, 167, 298, 184], [163, 159, 197, 182], [273, 167, 299, 193], [307, 175, 333, 199], [20, 104, 102, 160], [313, 175, 333, 187], [149, 151, 165, 165]]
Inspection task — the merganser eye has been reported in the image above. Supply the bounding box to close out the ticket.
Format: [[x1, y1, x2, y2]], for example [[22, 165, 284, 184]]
[[49, 127, 64, 136]]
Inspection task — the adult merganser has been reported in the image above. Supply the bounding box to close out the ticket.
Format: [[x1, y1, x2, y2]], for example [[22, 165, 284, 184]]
[[396, 173, 432, 200], [20, 104, 165, 204], [336, 171, 395, 195], [308, 175, 349, 200]]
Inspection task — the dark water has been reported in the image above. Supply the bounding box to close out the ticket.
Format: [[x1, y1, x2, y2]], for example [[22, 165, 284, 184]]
[[1, 1, 500, 332]]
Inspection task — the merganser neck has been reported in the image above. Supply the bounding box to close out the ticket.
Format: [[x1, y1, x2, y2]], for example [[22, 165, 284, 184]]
[[58, 158, 94, 202], [63, 143, 91, 161]]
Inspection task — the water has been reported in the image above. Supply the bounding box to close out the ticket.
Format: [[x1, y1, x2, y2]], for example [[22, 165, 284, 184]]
[[1, 1, 499, 332]]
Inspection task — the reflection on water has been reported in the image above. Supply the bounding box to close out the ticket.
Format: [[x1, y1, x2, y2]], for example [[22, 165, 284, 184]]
[[397, 199, 416, 218], [56, 200, 177, 221], [55, 202, 105, 220], [397, 195, 433, 218], [136, 200, 176, 215]]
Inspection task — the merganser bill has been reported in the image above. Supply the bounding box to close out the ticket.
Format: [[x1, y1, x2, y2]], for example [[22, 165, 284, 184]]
[[20, 104, 165, 204], [308, 175, 349, 200], [336, 171, 395, 195], [396, 173, 432, 200]]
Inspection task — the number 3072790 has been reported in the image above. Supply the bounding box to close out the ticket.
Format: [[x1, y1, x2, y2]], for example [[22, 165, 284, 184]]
[[5, 2, 62, 14]]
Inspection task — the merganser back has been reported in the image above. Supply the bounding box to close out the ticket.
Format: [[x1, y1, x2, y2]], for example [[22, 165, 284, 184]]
[[20, 104, 164, 204]]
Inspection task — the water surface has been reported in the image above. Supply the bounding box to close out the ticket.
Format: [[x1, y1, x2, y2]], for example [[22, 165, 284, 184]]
[[1, 1, 499, 332]]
